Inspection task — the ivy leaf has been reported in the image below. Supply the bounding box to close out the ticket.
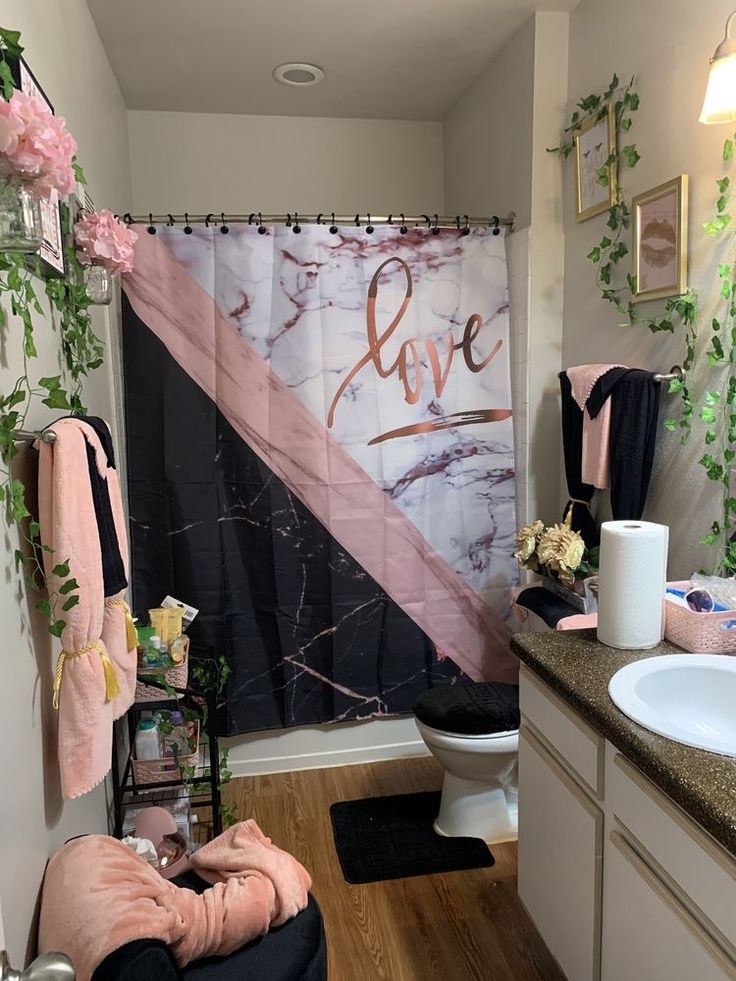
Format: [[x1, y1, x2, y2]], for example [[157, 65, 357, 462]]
[[49, 620, 66, 638], [724, 138, 734, 161], [717, 195, 729, 213], [0, 59, 14, 100], [668, 378, 684, 394], [62, 595, 80, 612], [663, 418, 677, 432], [38, 375, 62, 391], [58, 577, 79, 595], [717, 176, 731, 193], [52, 560, 70, 578], [701, 407, 717, 425], [37, 599, 52, 618], [41, 388, 71, 410], [587, 246, 601, 262], [705, 430, 717, 444], [595, 165, 610, 187], [620, 144, 640, 167], [705, 390, 721, 406]]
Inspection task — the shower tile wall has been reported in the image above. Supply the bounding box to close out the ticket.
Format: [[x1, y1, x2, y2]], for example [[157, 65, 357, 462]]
[[507, 227, 531, 530]]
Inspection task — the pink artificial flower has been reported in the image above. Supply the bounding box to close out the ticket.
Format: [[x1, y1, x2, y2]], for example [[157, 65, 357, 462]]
[[0, 89, 77, 197], [74, 209, 138, 276]]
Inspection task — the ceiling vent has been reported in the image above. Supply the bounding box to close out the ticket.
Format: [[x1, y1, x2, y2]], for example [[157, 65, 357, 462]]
[[273, 63, 325, 87]]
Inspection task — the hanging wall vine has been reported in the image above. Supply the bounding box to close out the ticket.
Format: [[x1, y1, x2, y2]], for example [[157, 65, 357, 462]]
[[0, 25, 103, 632], [552, 74, 736, 574]]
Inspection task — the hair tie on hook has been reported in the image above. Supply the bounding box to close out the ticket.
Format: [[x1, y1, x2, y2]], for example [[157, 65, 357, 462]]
[[365, 213, 374, 234], [492, 215, 500, 236], [257, 212, 266, 235], [184, 212, 193, 235], [329, 213, 338, 234], [293, 212, 301, 233], [147, 213, 156, 235], [399, 213, 408, 234], [123, 213, 133, 225], [220, 212, 229, 234], [432, 214, 440, 235]]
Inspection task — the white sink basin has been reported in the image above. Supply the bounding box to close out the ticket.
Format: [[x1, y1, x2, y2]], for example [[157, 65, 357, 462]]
[[608, 654, 736, 757]]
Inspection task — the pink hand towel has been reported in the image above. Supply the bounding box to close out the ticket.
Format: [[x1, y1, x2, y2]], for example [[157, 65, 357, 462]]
[[39, 825, 311, 981], [567, 364, 625, 490]]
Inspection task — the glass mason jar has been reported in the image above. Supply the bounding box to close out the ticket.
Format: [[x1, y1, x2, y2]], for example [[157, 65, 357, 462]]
[[85, 263, 113, 305], [0, 178, 44, 254]]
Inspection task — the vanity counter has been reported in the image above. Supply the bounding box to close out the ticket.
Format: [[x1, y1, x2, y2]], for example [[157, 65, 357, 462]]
[[511, 629, 736, 857]]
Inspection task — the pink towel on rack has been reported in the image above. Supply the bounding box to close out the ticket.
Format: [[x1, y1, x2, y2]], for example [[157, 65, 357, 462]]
[[36, 418, 136, 799], [567, 364, 625, 489], [38, 826, 312, 981]]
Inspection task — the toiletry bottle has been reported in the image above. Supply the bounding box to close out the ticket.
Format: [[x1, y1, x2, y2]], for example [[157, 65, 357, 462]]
[[135, 718, 161, 761]]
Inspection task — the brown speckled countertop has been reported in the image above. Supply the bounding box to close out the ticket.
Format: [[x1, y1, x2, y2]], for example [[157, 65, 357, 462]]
[[511, 629, 736, 857]]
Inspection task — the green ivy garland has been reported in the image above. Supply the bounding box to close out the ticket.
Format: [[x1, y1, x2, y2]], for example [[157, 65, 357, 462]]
[[0, 25, 104, 633], [553, 74, 736, 574]]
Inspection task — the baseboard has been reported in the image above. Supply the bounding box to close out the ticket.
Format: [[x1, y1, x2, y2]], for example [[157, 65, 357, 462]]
[[227, 738, 430, 777]]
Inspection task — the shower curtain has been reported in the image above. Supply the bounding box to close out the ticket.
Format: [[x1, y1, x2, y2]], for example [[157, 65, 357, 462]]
[[122, 223, 518, 735]]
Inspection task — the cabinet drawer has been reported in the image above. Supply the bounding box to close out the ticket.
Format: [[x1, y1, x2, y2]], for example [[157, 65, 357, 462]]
[[520, 665, 604, 796], [608, 751, 736, 950], [518, 725, 603, 981], [602, 831, 735, 980]]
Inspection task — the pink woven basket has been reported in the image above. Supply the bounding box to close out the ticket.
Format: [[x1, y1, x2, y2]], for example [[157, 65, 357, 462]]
[[132, 720, 199, 786], [664, 580, 736, 653], [134, 636, 189, 702]]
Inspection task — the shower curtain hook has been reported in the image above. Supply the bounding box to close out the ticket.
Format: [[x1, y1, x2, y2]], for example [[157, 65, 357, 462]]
[[462, 215, 470, 236], [123, 213, 133, 225], [184, 213, 193, 235], [354, 214, 361, 227], [293, 212, 301, 233], [147, 213, 156, 235], [257, 212, 266, 235], [248, 213, 254, 225], [432, 214, 440, 235], [399, 214, 408, 234], [365, 213, 374, 234], [387, 214, 393, 225], [492, 215, 500, 235], [205, 213, 213, 228], [220, 213, 229, 234], [316, 213, 323, 225], [285, 213, 292, 227], [329, 213, 338, 234], [167, 214, 175, 227], [422, 214, 431, 230]]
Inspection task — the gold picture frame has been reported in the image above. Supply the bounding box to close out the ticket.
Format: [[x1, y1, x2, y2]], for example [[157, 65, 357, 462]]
[[574, 104, 617, 222], [631, 175, 688, 303]]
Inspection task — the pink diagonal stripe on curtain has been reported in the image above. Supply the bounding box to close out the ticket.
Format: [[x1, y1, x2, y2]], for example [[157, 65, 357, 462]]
[[123, 234, 518, 683]]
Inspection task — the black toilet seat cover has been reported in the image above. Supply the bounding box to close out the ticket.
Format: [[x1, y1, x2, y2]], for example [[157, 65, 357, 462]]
[[414, 682, 520, 736]]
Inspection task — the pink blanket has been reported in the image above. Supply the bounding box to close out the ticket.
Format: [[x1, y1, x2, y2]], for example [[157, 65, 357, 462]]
[[39, 822, 311, 981]]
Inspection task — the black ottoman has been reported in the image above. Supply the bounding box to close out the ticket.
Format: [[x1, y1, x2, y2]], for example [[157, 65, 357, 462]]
[[92, 871, 327, 981]]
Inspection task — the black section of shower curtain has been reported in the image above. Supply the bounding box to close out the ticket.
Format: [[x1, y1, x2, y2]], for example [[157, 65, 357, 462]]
[[121, 293, 465, 735]]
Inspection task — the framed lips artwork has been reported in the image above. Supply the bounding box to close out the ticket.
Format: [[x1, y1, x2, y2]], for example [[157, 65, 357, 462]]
[[631, 175, 689, 302]]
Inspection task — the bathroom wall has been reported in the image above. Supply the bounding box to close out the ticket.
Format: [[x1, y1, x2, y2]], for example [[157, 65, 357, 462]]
[[0, 0, 132, 964], [128, 111, 445, 215], [563, 0, 732, 577], [444, 11, 569, 529], [443, 17, 535, 227]]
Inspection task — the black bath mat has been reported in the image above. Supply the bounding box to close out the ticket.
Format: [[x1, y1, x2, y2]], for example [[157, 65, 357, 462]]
[[329, 790, 494, 884]]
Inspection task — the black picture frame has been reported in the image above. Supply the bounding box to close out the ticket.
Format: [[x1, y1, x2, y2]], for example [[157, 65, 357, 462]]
[[8, 55, 66, 279]]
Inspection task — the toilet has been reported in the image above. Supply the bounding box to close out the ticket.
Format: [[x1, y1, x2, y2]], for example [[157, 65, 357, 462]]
[[414, 681, 520, 843]]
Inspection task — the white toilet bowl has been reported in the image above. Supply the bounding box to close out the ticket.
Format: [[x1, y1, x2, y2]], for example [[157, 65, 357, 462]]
[[416, 719, 519, 843]]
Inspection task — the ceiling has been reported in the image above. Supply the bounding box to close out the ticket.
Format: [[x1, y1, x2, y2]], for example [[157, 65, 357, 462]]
[[87, 0, 578, 121]]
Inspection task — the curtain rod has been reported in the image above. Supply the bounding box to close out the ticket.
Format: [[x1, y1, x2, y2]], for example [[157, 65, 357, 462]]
[[122, 212, 516, 231]]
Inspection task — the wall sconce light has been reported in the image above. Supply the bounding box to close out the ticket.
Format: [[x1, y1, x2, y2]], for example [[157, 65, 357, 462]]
[[700, 11, 736, 123]]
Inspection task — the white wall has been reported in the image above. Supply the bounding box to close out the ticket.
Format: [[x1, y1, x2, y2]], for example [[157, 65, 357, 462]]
[[563, 0, 731, 576], [0, 1, 131, 965], [444, 12, 569, 528], [444, 17, 535, 226], [128, 110, 444, 215]]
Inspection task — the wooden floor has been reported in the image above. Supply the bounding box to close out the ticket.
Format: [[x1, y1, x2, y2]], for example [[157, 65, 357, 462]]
[[225, 756, 563, 981]]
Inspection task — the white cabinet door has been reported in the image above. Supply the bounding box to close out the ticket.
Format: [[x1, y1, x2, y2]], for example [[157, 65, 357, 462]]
[[602, 832, 735, 981], [518, 725, 603, 981]]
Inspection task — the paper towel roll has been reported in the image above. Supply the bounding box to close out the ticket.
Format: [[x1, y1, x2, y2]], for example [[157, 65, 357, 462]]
[[597, 520, 669, 649]]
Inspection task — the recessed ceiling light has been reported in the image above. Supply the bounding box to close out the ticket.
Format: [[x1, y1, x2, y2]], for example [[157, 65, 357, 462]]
[[273, 63, 325, 87]]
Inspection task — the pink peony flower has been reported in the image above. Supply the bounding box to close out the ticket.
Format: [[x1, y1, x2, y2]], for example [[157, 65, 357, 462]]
[[0, 89, 77, 197], [74, 209, 138, 276]]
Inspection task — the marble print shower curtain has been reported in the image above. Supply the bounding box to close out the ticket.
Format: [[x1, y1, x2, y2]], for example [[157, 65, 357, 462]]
[[122, 224, 518, 735]]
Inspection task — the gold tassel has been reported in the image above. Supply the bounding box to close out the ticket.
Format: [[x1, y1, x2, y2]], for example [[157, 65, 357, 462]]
[[564, 502, 574, 528], [125, 609, 138, 652], [52, 651, 68, 710], [99, 649, 121, 702]]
